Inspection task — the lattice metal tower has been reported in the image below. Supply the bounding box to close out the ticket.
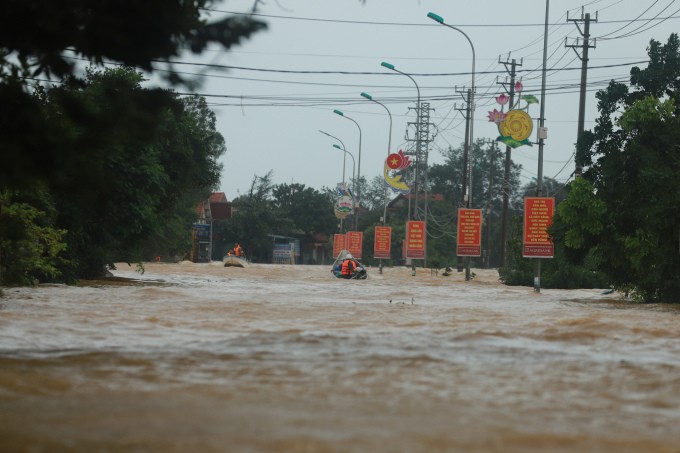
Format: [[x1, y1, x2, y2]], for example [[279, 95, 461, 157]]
[[405, 102, 433, 220]]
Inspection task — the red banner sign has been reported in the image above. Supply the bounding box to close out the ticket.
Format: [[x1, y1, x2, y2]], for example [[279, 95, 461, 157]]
[[333, 234, 346, 258], [374, 226, 392, 259], [405, 221, 426, 259], [346, 231, 363, 259], [523, 197, 555, 258], [457, 209, 482, 256]]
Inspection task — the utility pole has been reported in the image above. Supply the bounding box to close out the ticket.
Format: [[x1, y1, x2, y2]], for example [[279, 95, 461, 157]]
[[455, 89, 472, 211], [406, 103, 434, 267], [406, 104, 421, 222], [419, 102, 433, 268], [535, 0, 550, 293], [497, 56, 522, 267], [406, 103, 434, 216], [481, 139, 499, 268], [566, 8, 597, 177], [455, 89, 472, 275]]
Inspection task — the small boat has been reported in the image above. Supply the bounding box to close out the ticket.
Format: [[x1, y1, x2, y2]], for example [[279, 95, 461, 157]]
[[223, 255, 249, 268], [331, 249, 367, 280]]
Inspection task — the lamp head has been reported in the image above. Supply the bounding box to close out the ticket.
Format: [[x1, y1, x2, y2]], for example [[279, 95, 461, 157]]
[[332, 144, 342, 150], [333, 109, 344, 116], [360, 92, 372, 100], [427, 12, 445, 24], [380, 61, 395, 70]]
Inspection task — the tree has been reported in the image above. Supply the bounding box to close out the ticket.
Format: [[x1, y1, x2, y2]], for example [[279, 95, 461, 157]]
[[500, 176, 609, 289], [219, 172, 282, 263], [0, 189, 67, 285], [1, 1, 266, 280], [272, 183, 337, 236], [566, 34, 680, 302], [429, 140, 522, 268], [3, 67, 228, 279], [0, 1, 265, 191]]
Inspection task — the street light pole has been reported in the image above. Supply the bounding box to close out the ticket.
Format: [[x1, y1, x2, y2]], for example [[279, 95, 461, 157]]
[[320, 130, 349, 232], [319, 130, 347, 183], [332, 143, 356, 231], [361, 91, 393, 274], [333, 109, 362, 231], [380, 62, 421, 222], [360, 92, 392, 224], [381, 62, 425, 274], [427, 11, 476, 281], [535, 0, 550, 293]]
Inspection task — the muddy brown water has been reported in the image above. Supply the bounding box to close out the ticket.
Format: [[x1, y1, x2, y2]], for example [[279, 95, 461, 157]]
[[1, 262, 679, 452]]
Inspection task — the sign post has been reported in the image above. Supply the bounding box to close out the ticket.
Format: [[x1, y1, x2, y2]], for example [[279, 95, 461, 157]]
[[523, 197, 554, 258], [405, 221, 426, 260], [346, 231, 363, 259], [374, 226, 392, 259], [333, 234, 346, 258], [457, 209, 482, 257]]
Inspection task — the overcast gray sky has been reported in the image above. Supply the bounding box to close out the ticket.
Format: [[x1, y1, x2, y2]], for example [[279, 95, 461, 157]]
[[180, 0, 679, 201]]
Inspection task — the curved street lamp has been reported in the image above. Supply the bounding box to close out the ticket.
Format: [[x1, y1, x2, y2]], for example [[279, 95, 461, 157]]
[[380, 62, 422, 222], [333, 109, 362, 231], [361, 91, 393, 274], [360, 91, 392, 223], [332, 144, 356, 231], [332, 144, 356, 192], [427, 12, 476, 207], [427, 11, 476, 281], [319, 129, 347, 183]]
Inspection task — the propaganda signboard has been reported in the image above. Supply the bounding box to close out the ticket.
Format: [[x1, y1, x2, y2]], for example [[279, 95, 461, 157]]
[[374, 226, 392, 259], [333, 234, 346, 258], [405, 221, 425, 259], [346, 231, 363, 259], [523, 197, 555, 258], [457, 209, 482, 257]]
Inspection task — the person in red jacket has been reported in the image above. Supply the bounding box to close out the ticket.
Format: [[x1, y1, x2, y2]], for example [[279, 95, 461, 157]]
[[341, 255, 357, 279]]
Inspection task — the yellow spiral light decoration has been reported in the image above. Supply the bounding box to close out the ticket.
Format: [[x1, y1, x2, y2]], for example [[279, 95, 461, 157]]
[[499, 109, 533, 142]]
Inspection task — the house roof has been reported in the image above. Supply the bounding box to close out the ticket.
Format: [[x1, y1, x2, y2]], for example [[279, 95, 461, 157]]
[[209, 192, 228, 203]]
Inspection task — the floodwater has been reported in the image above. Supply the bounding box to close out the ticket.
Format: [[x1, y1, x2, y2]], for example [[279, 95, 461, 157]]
[[1, 262, 679, 453]]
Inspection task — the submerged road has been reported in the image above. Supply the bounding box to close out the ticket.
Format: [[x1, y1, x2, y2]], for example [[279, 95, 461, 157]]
[[1, 262, 679, 452]]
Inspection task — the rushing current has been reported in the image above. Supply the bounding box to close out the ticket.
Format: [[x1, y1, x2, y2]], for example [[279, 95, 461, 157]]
[[1, 262, 679, 452]]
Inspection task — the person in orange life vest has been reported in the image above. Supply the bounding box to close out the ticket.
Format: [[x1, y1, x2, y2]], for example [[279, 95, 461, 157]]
[[234, 243, 244, 257], [341, 255, 357, 279]]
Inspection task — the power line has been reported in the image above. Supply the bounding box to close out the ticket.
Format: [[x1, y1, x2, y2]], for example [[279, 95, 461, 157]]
[[596, 0, 661, 39], [201, 7, 680, 28], [146, 58, 649, 77], [597, 0, 679, 40]]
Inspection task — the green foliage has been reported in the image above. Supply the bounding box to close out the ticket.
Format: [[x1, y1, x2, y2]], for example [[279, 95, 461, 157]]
[[1, 1, 265, 282], [551, 178, 606, 252], [219, 172, 280, 262], [36, 68, 226, 278], [219, 173, 339, 263], [0, 1, 265, 83], [498, 216, 533, 286], [500, 177, 610, 289], [428, 140, 522, 268], [272, 183, 336, 236], [1, 2, 264, 190], [619, 97, 675, 132], [0, 191, 68, 285], [575, 34, 680, 302], [0, 67, 227, 280]]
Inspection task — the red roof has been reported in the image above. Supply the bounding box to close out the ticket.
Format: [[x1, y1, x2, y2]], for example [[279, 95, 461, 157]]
[[209, 192, 228, 203]]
